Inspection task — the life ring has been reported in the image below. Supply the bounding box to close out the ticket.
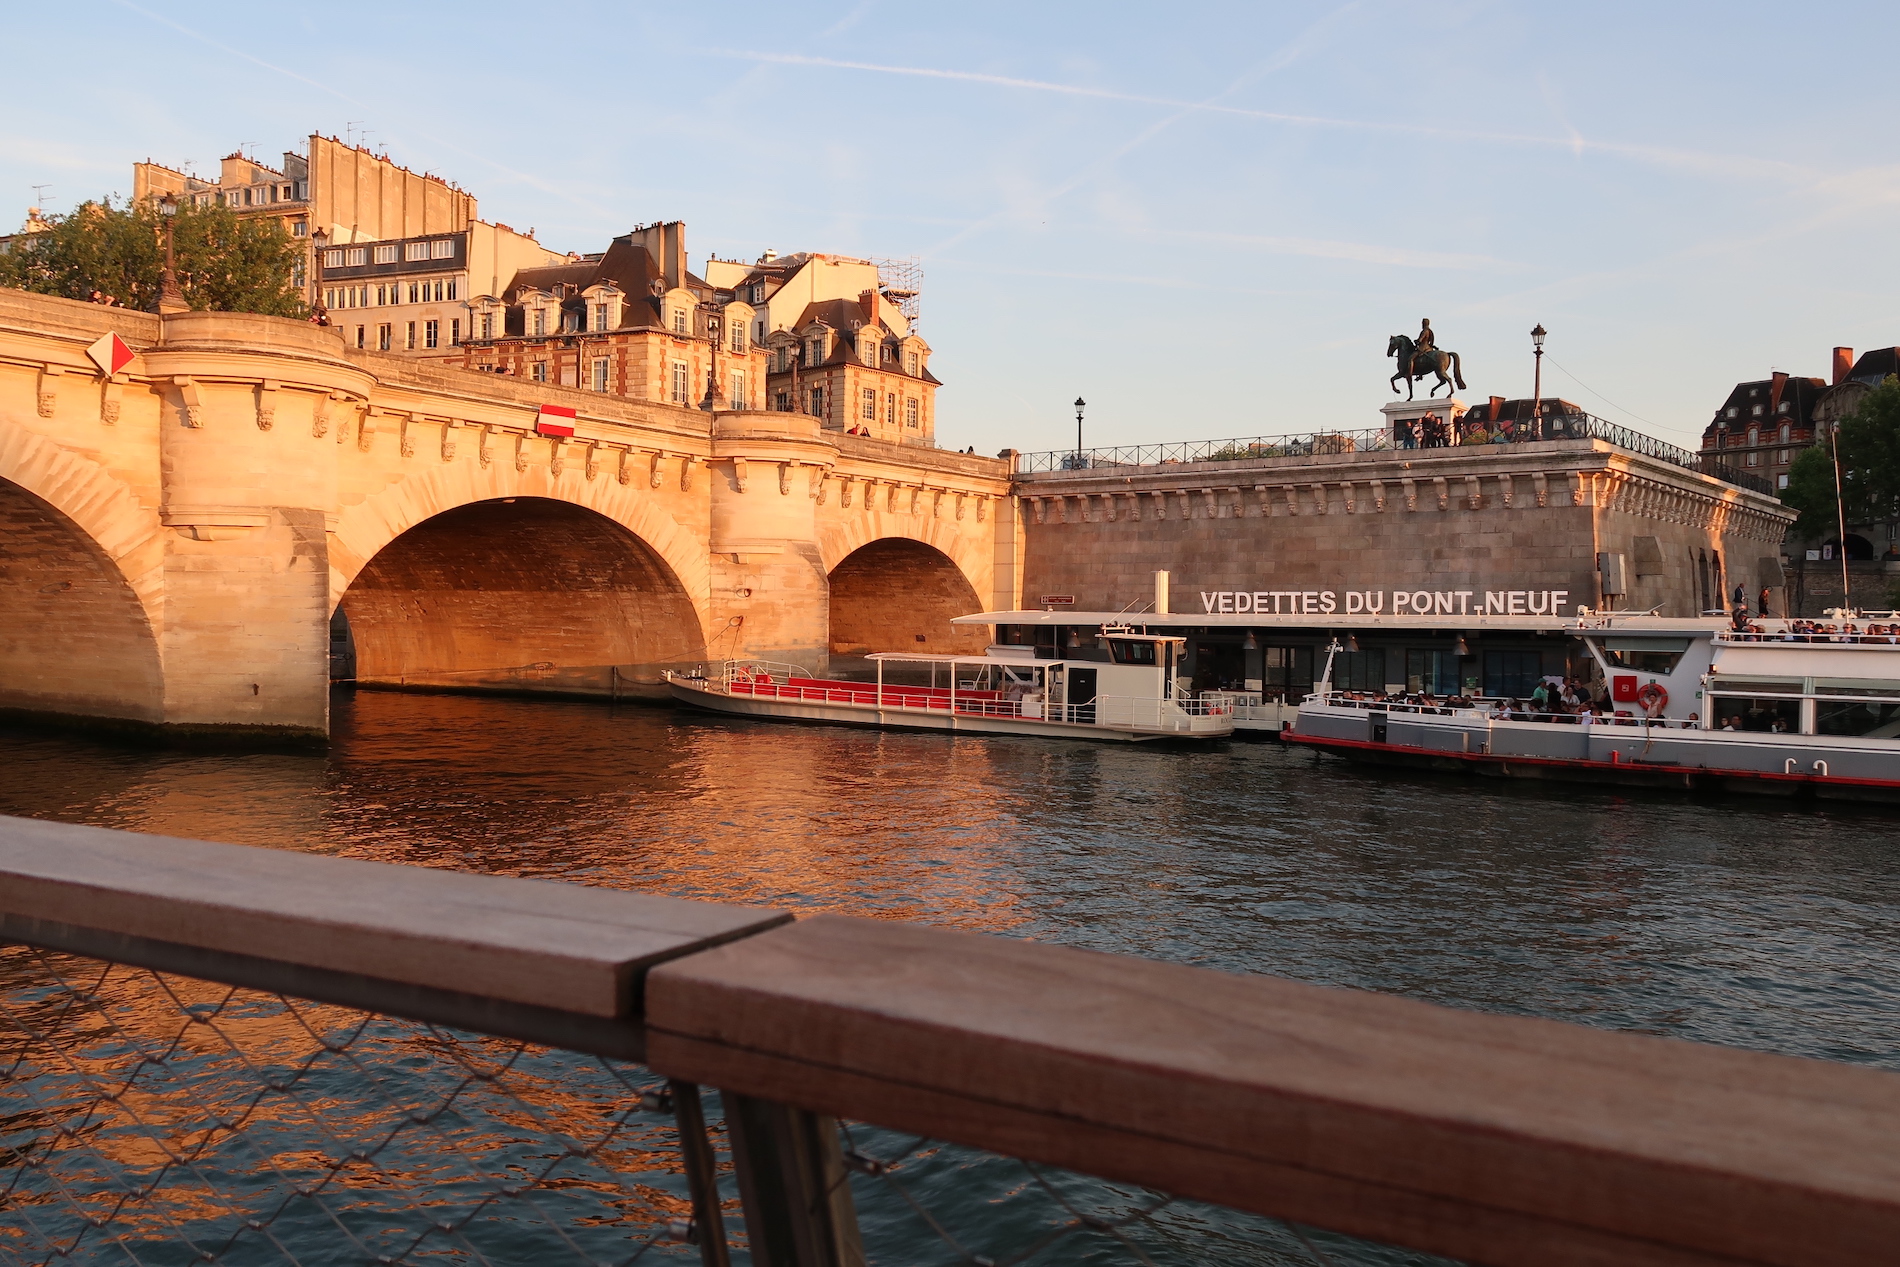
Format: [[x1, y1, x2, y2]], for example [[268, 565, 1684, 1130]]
[[1636, 682, 1668, 714]]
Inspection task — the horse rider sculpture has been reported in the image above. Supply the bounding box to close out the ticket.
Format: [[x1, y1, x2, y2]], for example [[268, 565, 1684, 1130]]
[[1387, 318, 1466, 400]]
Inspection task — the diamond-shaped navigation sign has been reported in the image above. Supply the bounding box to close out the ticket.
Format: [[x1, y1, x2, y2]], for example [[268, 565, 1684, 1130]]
[[85, 332, 135, 376]]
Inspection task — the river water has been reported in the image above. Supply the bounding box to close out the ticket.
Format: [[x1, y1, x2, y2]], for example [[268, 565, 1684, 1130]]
[[3, 690, 1898, 1262]]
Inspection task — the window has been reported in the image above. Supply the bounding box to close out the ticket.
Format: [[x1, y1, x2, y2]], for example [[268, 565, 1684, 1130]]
[[533, 308, 547, 336], [532, 362, 548, 383], [886, 393, 896, 424], [1778, 473, 1790, 490], [293, 221, 307, 237], [1778, 449, 1789, 464], [776, 391, 792, 411], [905, 398, 919, 428], [447, 280, 458, 300], [405, 242, 430, 262], [1751, 404, 1764, 416], [1746, 451, 1761, 467], [592, 358, 610, 392], [807, 337, 822, 365], [1778, 401, 1790, 414], [425, 320, 439, 349], [1599, 638, 1689, 675], [346, 248, 367, 266], [481, 313, 494, 339], [1725, 407, 1738, 419], [1108, 640, 1157, 665], [450, 318, 461, 345], [670, 360, 690, 404], [404, 321, 416, 350], [431, 239, 454, 259], [861, 388, 877, 420], [1746, 427, 1759, 446], [1482, 650, 1543, 699], [354, 326, 365, 349], [862, 340, 877, 366], [810, 386, 825, 418], [1332, 649, 1387, 693], [731, 369, 746, 408], [730, 323, 745, 354], [374, 244, 399, 264], [1405, 649, 1461, 695], [1779, 424, 1790, 443], [377, 324, 392, 351], [1261, 646, 1314, 698], [376, 285, 387, 306], [673, 309, 688, 334], [906, 351, 919, 376], [593, 303, 608, 332]]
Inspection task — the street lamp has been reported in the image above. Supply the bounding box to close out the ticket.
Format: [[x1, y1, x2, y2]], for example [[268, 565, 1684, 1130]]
[[309, 228, 330, 325], [1074, 397, 1086, 464], [1530, 324, 1547, 440], [699, 307, 725, 411], [157, 194, 187, 315]]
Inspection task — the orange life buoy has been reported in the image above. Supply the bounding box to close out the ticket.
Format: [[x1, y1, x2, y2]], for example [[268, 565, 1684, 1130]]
[[1636, 682, 1668, 714]]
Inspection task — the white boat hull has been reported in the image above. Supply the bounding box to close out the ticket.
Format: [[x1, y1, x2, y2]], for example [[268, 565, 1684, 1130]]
[[666, 677, 1228, 742]]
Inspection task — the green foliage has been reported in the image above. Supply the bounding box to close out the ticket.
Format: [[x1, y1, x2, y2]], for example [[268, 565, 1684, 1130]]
[[0, 196, 307, 317], [1780, 376, 1900, 539]]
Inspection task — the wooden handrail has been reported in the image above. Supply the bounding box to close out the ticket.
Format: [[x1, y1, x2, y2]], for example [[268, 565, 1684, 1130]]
[[646, 914, 1900, 1267], [5, 815, 1899, 1265]]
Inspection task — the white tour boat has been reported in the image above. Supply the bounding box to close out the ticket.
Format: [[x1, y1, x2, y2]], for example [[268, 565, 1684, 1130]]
[[664, 629, 1234, 742], [1286, 613, 1900, 802]]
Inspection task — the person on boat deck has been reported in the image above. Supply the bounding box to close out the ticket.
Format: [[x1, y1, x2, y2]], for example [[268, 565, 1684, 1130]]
[[1721, 715, 1742, 731]]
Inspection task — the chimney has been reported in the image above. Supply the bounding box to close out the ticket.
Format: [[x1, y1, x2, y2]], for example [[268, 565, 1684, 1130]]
[[1833, 347, 1854, 386], [1769, 371, 1788, 414], [1488, 395, 1505, 422]]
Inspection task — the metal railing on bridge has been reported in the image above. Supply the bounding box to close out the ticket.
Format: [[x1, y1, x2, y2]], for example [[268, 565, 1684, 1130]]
[[1016, 412, 1775, 497], [3, 814, 1896, 1266]]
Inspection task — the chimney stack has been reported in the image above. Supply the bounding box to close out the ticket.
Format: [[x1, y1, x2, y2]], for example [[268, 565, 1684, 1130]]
[[1769, 371, 1788, 414], [1833, 347, 1854, 386]]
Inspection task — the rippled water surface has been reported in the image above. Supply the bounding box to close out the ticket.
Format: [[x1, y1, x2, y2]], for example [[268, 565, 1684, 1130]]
[[3, 689, 1898, 1263]]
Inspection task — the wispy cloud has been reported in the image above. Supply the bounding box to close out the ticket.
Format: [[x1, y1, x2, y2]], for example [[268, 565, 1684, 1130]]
[[1171, 228, 1507, 271], [701, 47, 1812, 185]]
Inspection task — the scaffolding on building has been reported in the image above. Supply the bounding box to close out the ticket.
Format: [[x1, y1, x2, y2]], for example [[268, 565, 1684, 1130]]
[[871, 255, 922, 326]]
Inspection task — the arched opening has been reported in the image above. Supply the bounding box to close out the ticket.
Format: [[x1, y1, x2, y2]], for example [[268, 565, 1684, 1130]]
[[827, 538, 987, 663], [340, 497, 704, 697], [0, 477, 162, 723]]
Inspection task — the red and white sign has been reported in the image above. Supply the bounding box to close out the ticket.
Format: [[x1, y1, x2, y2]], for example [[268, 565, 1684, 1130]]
[[85, 332, 135, 376], [535, 404, 576, 437]]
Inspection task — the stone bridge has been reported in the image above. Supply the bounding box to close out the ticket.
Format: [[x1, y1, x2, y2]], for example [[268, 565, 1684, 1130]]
[[0, 291, 1016, 742]]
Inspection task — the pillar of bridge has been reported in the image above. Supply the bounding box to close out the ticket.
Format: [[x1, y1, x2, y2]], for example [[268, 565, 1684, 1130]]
[[707, 412, 839, 673], [141, 313, 372, 742]]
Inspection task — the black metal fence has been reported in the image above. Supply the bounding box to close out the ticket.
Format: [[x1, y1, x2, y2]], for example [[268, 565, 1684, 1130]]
[[1016, 413, 1774, 497]]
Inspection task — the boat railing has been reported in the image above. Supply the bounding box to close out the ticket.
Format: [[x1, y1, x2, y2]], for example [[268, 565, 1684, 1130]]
[[1088, 694, 1234, 733], [1717, 630, 1900, 645], [1313, 692, 1705, 729]]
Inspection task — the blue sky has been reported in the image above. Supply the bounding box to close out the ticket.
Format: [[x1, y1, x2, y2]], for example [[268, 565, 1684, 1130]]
[[6, 2, 1897, 456]]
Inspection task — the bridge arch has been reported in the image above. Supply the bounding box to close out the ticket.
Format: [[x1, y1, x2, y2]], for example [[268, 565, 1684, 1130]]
[[0, 426, 165, 724], [338, 495, 706, 693], [825, 534, 989, 659]]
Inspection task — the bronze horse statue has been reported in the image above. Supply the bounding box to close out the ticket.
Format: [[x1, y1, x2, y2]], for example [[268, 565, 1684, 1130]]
[[1387, 334, 1466, 400]]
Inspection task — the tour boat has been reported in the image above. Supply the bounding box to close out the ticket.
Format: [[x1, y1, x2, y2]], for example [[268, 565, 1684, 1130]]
[[663, 630, 1235, 742], [1285, 614, 1900, 802]]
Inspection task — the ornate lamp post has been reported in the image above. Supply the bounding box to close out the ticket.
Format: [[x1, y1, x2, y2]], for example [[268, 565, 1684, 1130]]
[[699, 307, 725, 411], [157, 195, 188, 315], [1074, 397, 1086, 466], [309, 228, 330, 325], [1530, 324, 1547, 439]]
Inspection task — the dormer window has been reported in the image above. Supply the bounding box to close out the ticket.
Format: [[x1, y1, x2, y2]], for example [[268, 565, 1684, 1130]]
[[1725, 407, 1738, 419], [1779, 423, 1790, 443], [673, 308, 687, 334], [532, 307, 547, 336], [1747, 427, 1760, 446], [906, 351, 919, 376], [861, 340, 878, 367], [730, 323, 746, 354]]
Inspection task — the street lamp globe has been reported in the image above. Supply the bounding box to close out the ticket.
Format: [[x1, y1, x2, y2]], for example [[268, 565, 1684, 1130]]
[[1531, 323, 1547, 351]]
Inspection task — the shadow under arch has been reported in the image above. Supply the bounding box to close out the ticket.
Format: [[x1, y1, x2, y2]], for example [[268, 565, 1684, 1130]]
[[339, 497, 706, 698], [828, 537, 988, 661], [0, 477, 164, 725]]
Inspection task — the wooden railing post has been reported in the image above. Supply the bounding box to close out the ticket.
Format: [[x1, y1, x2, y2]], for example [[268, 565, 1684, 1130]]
[[668, 1081, 732, 1267], [725, 1093, 864, 1267]]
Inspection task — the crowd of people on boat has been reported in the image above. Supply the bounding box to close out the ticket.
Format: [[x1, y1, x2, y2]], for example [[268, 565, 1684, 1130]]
[[1725, 612, 1900, 644], [1324, 675, 1699, 728]]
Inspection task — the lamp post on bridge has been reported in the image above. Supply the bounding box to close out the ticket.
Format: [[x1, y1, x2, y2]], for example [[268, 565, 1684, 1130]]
[[157, 194, 188, 315], [699, 305, 725, 412], [1074, 397, 1086, 468], [1530, 324, 1547, 440]]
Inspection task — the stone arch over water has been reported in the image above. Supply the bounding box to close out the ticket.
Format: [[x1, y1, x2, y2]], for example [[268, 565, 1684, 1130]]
[[339, 497, 707, 693], [826, 537, 989, 659]]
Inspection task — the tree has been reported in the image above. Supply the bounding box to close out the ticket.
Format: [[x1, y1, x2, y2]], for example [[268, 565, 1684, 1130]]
[[0, 196, 307, 317], [1780, 375, 1900, 541]]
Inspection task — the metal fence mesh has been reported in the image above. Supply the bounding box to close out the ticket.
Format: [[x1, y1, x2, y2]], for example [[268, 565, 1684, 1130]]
[[1, 946, 1445, 1267]]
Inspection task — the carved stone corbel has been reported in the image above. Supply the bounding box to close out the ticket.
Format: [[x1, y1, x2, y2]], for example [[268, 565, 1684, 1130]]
[[1369, 479, 1386, 511], [1532, 472, 1549, 507], [1102, 492, 1117, 522], [101, 375, 124, 425], [1028, 495, 1044, 524], [931, 489, 944, 517], [679, 455, 697, 491], [1432, 476, 1448, 511], [1498, 473, 1514, 508], [478, 426, 495, 469], [815, 472, 831, 506], [1154, 490, 1171, 521], [549, 437, 565, 477], [1464, 474, 1482, 509], [1340, 482, 1356, 514], [907, 486, 921, 516], [173, 376, 203, 428], [398, 415, 417, 458], [256, 380, 279, 431], [37, 365, 63, 419], [616, 447, 633, 485], [586, 442, 604, 482], [839, 476, 855, 508], [1308, 483, 1328, 515], [732, 457, 749, 492], [955, 492, 967, 520], [649, 451, 664, 488], [441, 420, 460, 462], [313, 394, 333, 439], [513, 433, 529, 473], [1202, 488, 1219, 519], [1401, 477, 1418, 511], [779, 462, 793, 496], [1124, 491, 1140, 522]]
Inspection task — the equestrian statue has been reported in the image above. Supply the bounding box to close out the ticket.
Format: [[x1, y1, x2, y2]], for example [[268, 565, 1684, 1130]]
[[1387, 318, 1466, 400]]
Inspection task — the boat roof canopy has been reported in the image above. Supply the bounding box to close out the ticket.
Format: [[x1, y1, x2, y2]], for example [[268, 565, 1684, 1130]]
[[952, 610, 1727, 635]]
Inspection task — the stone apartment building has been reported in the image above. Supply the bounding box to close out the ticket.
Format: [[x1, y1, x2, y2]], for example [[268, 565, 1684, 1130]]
[[131, 135, 556, 336], [460, 230, 939, 442]]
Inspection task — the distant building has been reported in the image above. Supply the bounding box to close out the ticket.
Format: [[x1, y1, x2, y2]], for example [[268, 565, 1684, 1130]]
[[1697, 368, 1831, 496], [462, 229, 940, 443], [131, 136, 556, 321]]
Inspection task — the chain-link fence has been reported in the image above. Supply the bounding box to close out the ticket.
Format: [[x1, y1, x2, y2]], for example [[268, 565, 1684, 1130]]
[[0, 945, 1436, 1267]]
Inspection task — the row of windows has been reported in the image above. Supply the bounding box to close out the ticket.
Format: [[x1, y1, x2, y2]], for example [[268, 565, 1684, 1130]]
[[859, 388, 921, 428], [1723, 400, 1793, 420], [351, 320, 461, 351], [776, 343, 921, 375], [324, 279, 459, 309], [322, 240, 455, 268]]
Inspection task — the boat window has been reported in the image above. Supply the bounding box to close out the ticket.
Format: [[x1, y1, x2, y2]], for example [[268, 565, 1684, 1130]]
[[1707, 694, 1802, 733], [1601, 638, 1690, 674], [1108, 639, 1157, 665], [1815, 698, 1900, 738], [1813, 678, 1900, 699], [1714, 678, 1803, 694]]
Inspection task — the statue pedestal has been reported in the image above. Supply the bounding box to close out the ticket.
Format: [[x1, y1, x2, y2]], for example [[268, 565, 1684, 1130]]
[[1381, 397, 1467, 446]]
